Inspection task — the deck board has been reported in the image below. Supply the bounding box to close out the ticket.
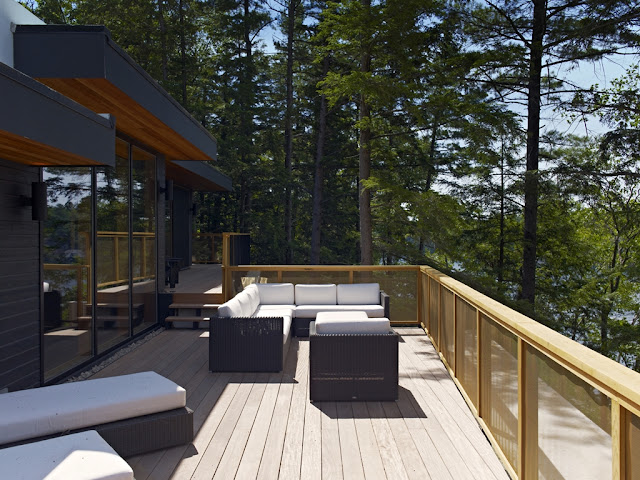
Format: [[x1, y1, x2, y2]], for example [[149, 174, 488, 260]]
[[82, 327, 509, 480]]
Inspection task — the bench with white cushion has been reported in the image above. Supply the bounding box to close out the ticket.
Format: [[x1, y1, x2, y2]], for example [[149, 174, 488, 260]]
[[315, 311, 390, 334], [0, 371, 193, 457], [0, 431, 133, 480]]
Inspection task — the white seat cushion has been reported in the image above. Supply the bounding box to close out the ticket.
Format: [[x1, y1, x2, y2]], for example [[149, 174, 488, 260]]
[[315, 316, 390, 334], [257, 283, 295, 305], [0, 371, 186, 445], [0, 430, 133, 480], [337, 283, 380, 305], [256, 304, 296, 311], [295, 304, 384, 318], [294, 284, 336, 305]]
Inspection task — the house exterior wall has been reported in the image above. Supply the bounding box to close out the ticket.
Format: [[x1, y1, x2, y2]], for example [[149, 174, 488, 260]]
[[0, 158, 41, 391]]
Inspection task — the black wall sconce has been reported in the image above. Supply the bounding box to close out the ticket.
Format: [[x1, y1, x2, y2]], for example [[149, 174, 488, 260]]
[[158, 179, 174, 202], [22, 182, 47, 221], [191, 203, 199, 216]]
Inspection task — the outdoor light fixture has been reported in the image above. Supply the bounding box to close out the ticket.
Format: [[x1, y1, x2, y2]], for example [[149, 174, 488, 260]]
[[191, 203, 198, 216], [159, 179, 173, 201], [22, 182, 47, 221]]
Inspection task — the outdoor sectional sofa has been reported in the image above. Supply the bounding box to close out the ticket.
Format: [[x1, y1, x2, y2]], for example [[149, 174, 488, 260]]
[[209, 282, 390, 372]]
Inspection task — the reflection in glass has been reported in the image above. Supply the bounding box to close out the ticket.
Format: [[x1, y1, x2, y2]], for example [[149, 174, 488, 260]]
[[527, 346, 611, 480], [43, 167, 93, 381], [96, 138, 131, 353], [481, 318, 518, 471], [132, 146, 157, 334]]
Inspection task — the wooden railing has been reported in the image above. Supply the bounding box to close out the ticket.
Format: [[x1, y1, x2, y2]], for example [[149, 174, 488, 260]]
[[224, 265, 420, 324], [421, 266, 640, 480], [223, 263, 640, 479], [193, 233, 223, 264]]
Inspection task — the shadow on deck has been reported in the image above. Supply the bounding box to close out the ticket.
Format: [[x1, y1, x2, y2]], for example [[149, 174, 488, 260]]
[[87, 327, 509, 480]]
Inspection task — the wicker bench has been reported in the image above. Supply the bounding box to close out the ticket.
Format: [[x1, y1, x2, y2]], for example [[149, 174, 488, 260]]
[[309, 315, 399, 401], [0, 371, 193, 457]]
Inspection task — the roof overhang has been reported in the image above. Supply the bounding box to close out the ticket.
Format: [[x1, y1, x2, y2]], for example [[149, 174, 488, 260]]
[[13, 25, 217, 162], [168, 160, 233, 192], [0, 61, 115, 167]]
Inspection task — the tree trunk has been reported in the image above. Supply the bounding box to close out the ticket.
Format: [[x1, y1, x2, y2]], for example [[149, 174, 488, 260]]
[[359, 0, 373, 265], [284, 0, 297, 264], [179, 0, 187, 107], [498, 138, 505, 284], [157, 0, 168, 81], [521, 0, 546, 306], [311, 55, 330, 265]]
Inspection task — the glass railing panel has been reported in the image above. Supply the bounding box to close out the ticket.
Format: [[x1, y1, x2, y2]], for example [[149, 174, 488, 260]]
[[456, 297, 477, 408], [481, 317, 518, 471], [440, 287, 455, 369], [282, 270, 351, 287], [354, 270, 417, 323], [429, 277, 439, 347], [631, 413, 640, 480], [526, 345, 612, 480]]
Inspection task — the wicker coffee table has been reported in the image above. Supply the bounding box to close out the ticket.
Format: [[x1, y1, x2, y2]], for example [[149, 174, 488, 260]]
[[309, 312, 398, 401]]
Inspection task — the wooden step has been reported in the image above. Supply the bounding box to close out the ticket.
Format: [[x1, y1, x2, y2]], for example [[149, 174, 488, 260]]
[[165, 316, 210, 330], [169, 303, 220, 310], [171, 292, 224, 304]]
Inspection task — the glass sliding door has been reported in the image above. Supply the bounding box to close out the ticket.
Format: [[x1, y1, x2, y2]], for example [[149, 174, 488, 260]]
[[131, 146, 157, 334], [96, 138, 131, 353], [42, 167, 93, 381]]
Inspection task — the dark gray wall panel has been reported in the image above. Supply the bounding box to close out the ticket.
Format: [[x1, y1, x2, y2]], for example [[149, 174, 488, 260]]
[[0, 158, 41, 392]]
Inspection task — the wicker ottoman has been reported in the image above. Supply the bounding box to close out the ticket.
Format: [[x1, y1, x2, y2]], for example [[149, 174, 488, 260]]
[[309, 315, 398, 402]]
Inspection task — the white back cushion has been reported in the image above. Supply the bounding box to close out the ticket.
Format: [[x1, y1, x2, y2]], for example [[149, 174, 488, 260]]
[[337, 283, 380, 305], [244, 284, 260, 313], [235, 290, 253, 316], [295, 284, 336, 305], [218, 297, 241, 317], [257, 283, 295, 305]]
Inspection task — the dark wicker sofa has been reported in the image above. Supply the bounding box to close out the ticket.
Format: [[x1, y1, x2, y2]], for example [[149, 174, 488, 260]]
[[309, 321, 399, 401]]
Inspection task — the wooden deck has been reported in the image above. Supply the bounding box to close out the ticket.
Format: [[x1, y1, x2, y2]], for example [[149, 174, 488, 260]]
[[89, 327, 509, 480]]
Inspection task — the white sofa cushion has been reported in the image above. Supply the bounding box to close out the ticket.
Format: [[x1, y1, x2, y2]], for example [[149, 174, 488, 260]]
[[235, 290, 254, 317], [244, 284, 261, 313], [257, 304, 296, 311], [295, 284, 336, 305], [337, 283, 380, 305], [295, 304, 385, 318], [0, 430, 133, 480], [257, 283, 295, 305], [316, 316, 390, 334], [218, 297, 242, 317], [0, 371, 186, 445]]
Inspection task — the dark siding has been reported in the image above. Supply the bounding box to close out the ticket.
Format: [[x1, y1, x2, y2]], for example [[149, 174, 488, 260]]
[[172, 186, 192, 269], [0, 158, 41, 391]]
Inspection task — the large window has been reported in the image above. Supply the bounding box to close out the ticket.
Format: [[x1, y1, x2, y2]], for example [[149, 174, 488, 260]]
[[42, 168, 93, 381], [43, 137, 158, 380]]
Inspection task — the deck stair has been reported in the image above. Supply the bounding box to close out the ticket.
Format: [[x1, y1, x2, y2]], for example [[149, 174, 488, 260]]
[[165, 303, 220, 329]]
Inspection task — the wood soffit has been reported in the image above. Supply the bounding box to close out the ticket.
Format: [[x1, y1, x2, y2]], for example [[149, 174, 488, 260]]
[[37, 77, 211, 162], [0, 129, 108, 167]]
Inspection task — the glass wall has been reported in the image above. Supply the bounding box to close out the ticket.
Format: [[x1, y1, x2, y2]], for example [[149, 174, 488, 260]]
[[96, 138, 131, 353], [42, 137, 159, 379], [42, 167, 93, 381], [131, 146, 156, 334]]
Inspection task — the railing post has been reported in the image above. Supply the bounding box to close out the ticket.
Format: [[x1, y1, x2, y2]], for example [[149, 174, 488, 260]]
[[612, 400, 627, 480], [476, 308, 482, 418], [417, 268, 422, 328], [114, 235, 120, 282], [453, 293, 458, 376], [518, 339, 538, 479], [437, 282, 442, 351]]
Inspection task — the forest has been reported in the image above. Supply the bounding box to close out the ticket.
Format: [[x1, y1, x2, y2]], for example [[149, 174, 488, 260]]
[[24, 0, 640, 370]]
